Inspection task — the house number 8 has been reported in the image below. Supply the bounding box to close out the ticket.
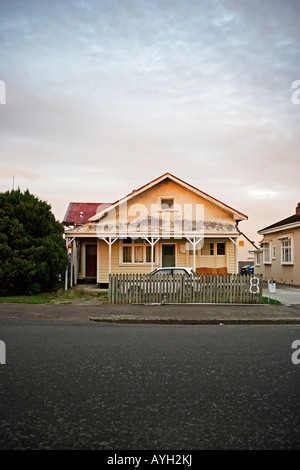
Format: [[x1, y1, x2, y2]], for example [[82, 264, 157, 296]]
[[249, 277, 260, 294]]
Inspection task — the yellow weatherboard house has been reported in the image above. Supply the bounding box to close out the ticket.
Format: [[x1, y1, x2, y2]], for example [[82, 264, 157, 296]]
[[63, 173, 248, 287]]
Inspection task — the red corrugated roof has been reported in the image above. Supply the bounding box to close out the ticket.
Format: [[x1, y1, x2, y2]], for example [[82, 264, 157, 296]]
[[63, 202, 111, 225]]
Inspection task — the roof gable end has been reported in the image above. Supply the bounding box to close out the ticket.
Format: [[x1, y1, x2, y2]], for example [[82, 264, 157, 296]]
[[89, 173, 248, 222]]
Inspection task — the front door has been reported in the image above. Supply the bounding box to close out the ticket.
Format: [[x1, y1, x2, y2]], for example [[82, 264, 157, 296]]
[[86, 244, 97, 277], [162, 244, 175, 267]]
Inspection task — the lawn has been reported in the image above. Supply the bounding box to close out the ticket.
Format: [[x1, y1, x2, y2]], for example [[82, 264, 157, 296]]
[[262, 296, 281, 305], [0, 291, 280, 305], [0, 288, 108, 304]]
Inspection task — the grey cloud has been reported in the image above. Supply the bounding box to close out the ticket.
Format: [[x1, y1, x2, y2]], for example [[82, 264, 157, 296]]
[[0, 0, 299, 243]]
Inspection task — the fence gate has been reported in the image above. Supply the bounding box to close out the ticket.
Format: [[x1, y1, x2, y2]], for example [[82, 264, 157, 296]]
[[108, 273, 263, 304]]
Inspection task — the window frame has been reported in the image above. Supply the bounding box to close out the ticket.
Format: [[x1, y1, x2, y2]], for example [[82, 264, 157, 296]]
[[121, 238, 156, 265], [159, 196, 176, 212], [262, 241, 271, 265], [200, 242, 214, 256], [280, 237, 293, 265]]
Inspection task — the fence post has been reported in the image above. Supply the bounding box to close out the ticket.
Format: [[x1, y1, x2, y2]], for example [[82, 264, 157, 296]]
[[108, 274, 112, 303]]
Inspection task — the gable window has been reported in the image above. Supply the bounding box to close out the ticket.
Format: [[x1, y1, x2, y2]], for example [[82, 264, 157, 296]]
[[161, 198, 174, 210], [262, 242, 271, 264], [281, 238, 293, 265]]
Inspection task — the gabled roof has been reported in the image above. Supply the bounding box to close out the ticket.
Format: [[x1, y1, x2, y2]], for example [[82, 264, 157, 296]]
[[63, 202, 111, 225], [258, 213, 300, 234], [238, 230, 259, 250], [89, 172, 248, 222]]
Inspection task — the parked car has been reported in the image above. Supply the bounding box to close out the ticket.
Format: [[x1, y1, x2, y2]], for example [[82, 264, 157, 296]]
[[150, 267, 197, 276], [121, 267, 198, 295], [241, 265, 254, 274]]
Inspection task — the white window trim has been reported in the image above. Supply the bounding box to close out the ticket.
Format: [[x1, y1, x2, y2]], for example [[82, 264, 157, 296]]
[[158, 196, 177, 211], [280, 236, 294, 265], [262, 241, 272, 265], [119, 239, 158, 266], [255, 252, 261, 266]]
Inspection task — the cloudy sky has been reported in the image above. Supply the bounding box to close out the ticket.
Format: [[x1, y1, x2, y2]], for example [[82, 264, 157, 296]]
[[0, 0, 299, 242]]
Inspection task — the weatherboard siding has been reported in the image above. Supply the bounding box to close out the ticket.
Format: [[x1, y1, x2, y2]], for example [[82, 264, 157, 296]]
[[97, 239, 237, 283], [227, 241, 236, 274], [255, 228, 300, 285]]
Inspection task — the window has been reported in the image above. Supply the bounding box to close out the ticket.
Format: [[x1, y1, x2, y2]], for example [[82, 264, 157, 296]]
[[134, 246, 143, 263], [263, 242, 271, 264], [201, 243, 214, 256], [133, 237, 144, 244], [122, 238, 155, 264], [255, 252, 261, 266], [123, 246, 132, 263], [174, 269, 189, 276], [217, 243, 225, 256], [281, 238, 292, 264], [152, 268, 172, 276], [272, 245, 276, 260], [161, 198, 174, 210]]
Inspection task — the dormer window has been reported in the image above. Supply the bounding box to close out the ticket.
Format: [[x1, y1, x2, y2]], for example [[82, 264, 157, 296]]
[[161, 198, 174, 210]]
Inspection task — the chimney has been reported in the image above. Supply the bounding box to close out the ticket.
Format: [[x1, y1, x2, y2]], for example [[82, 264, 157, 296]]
[[296, 203, 300, 215]]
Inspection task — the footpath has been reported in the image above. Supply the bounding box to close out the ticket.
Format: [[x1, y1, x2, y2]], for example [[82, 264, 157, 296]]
[[0, 283, 299, 325], [0, 302, 300, 325]]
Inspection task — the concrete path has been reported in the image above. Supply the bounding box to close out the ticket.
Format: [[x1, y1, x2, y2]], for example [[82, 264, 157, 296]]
[[1, 302, 300, 325], [263, 283, 300, 305]]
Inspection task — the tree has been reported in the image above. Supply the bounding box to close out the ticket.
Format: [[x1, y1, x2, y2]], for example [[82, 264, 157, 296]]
[[0, 189, 68, 295]]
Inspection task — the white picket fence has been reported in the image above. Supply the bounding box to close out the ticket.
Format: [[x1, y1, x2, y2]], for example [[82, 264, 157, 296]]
[[108, 273, 263, 304]]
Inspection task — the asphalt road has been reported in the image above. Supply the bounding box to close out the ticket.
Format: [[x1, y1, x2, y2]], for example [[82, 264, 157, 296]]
[[0, 321, 300, 450]]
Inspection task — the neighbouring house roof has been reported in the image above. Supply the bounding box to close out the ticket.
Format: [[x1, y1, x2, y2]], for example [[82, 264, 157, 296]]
[[63, 202, 112, 225], [258, 213, 300, 234], [88, 172, 248, 223], [238, 230, 259, 250]]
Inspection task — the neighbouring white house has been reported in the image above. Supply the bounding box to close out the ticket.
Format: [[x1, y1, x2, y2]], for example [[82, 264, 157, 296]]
[[252, 203, 300, 286]]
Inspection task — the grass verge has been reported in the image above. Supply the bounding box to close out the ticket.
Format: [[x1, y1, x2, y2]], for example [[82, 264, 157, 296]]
[[262, 296, 282, 305], [0, 288, 108, 304]]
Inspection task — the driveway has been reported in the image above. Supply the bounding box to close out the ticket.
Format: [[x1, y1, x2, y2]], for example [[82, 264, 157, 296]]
[[263, 283, 300, 305]]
